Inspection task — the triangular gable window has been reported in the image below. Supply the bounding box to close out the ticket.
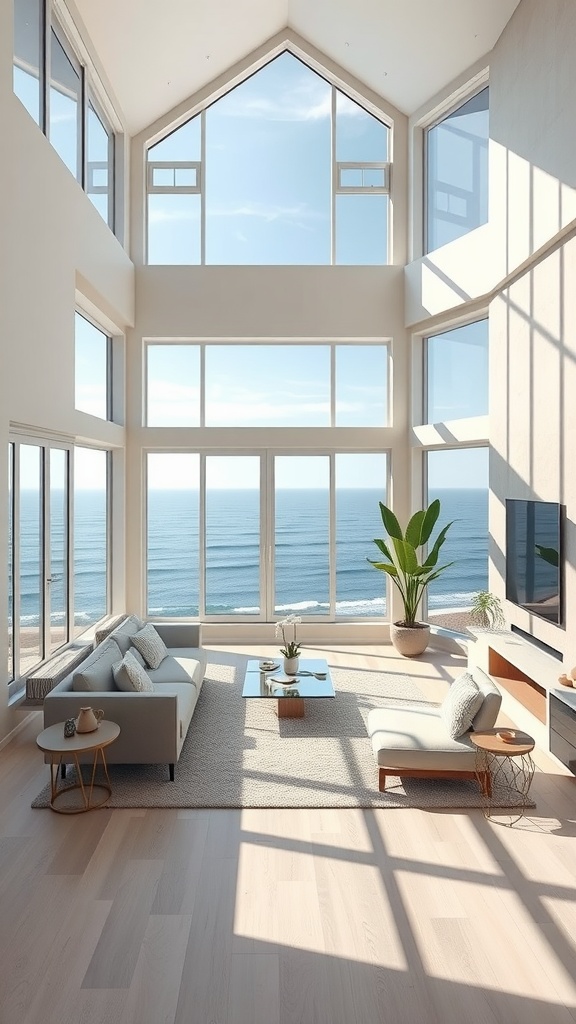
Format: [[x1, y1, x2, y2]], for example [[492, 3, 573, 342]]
[[147, 52, 390, 265]]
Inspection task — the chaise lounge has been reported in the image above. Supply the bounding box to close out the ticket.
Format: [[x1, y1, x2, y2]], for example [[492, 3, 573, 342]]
[[367, 667, 502, 794]]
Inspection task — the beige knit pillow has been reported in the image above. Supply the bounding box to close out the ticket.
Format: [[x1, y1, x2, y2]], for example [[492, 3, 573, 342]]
[[440, 672, 484, 739], [113, 649, 154, 692], [131, 623, 168, 669]]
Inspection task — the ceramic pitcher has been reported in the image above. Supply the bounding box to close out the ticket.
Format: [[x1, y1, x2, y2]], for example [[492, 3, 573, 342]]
[[75, 707, 104, 733]]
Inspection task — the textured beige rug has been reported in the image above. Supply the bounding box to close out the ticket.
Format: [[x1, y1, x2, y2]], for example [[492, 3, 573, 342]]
[[32, 659, 536, 810]]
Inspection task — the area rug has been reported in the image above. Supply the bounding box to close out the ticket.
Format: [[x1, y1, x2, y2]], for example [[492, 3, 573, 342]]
[[32, 660, 536, 810]]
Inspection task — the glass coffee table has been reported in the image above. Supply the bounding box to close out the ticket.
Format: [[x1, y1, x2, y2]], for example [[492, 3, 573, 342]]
[[242, 659, 335, 719]]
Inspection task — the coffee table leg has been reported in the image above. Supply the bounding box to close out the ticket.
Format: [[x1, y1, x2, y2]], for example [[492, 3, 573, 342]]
[[277, 697, 305, 718]]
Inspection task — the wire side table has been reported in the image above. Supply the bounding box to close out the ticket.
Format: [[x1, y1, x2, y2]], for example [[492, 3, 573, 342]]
[[37, 720, 120, 814], [470, 729, 535, 825]]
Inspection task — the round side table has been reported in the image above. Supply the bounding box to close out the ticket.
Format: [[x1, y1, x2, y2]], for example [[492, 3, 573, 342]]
[[470, 728, 535, 824], [36, 720, 120, 814]]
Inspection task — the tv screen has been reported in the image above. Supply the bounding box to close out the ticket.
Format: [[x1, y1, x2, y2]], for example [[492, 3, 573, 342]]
[[506, 499, 563, 625]]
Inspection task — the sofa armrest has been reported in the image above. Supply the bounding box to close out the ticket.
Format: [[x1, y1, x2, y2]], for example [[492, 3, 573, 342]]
[[152, 622, 201, 648], [43, 690, 180, 764]]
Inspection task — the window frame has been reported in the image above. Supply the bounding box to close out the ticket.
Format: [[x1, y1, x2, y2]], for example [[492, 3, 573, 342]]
[[144, 338, 390, 429], [12, 0, 120, 234], [7, 434, 112, 698], [423, 83, 489, 255], [145, 52, 392, 266], [423, 317, 489, 425], [144, 447, 390, 623], [74, 309, 114, 422]]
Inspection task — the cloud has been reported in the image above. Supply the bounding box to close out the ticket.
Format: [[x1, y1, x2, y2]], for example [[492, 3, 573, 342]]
[[216, 73, 332, 123], [148, 206, 200, 224], [206, 200, 326, 232]]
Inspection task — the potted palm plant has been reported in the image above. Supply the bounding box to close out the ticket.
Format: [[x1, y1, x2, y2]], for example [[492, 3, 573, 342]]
[[368, 498, 454, 656]]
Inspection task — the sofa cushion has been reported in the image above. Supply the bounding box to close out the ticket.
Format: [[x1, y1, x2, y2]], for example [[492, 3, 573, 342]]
[[440, 672, 484, 739], [147, 654, 199, 685], [113, 649, 155, 692], [132, 623, 169, 669], [368, 704, 477, 771], [110, 615, 145, 655], [165, 649, 206, 687], [72, 637, 121, 692]]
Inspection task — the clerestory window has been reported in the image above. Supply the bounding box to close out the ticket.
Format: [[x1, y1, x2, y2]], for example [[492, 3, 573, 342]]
[[13, 0, 117, 231], [146, 51, 390, 266], [425, 87, 489, 253]]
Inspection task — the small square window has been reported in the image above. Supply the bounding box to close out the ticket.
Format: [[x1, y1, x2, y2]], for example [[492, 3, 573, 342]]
[[153, 167, 175, 187]]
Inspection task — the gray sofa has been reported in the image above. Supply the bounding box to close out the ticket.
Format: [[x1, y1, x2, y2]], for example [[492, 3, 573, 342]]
[[43, 617, 206, 780]]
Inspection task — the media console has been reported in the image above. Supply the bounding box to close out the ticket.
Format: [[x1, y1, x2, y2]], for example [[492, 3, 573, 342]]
[[467, 629, 576, 775]]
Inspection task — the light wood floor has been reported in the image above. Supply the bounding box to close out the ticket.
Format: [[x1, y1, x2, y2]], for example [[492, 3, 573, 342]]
[[1, 644, 576, 1024]]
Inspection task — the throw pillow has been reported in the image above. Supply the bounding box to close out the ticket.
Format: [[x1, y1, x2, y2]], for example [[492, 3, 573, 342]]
[[113, 649, 154, 693], [110, 614, 146, 655], [440, 672, 485, 739], [131, 623, 168, 669]]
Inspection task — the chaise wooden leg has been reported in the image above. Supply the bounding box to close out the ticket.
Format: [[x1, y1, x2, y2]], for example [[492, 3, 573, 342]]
[[169, 763, 175, 782], [378, 768, 387, 792]]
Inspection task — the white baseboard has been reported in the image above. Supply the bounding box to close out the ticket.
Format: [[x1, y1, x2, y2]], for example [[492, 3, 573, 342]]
[[0, 711, 39, 752]]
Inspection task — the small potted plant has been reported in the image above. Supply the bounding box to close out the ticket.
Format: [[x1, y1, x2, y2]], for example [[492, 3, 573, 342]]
[[469, 591, 506, 630], [275, 614, 302, 674], [368, 498, 454, 656]]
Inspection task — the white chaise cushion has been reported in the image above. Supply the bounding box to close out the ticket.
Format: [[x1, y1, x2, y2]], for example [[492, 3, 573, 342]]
[[113, 649, 155, 692], [132, 623, 169, 669], [440, 672, 484, 739], [368, 704, 477, 771]]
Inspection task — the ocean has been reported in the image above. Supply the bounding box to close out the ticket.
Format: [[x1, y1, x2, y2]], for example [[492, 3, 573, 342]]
[[13, 487, 488, 626]]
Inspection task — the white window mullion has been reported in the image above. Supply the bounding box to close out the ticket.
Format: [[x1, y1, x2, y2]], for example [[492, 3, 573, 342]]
[[200, 109, 206, 265], [331, 86, 336, 266], [199, 344, 206, 426], [12, 446, 22, 681], [43, 447, 51, 659], [329, 452, 336, 618], [198, 454, 207, 619]]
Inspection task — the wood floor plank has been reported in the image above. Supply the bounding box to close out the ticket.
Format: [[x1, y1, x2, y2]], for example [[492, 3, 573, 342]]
[[123, 914, 192, 1024], [228, 953, 280, 1024], [151, 815, 210, 914], [82, 857, 164, 989]]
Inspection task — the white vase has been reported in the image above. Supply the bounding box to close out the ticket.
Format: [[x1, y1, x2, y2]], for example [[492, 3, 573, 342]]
[[283, 656, 300, 675]]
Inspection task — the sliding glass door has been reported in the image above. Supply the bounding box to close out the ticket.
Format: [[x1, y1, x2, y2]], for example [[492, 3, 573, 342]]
[[8, 439, 110, 690]]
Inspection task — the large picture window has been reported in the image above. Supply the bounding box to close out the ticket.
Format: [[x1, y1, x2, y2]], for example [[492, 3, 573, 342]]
[[146, 451, 388, 621], [426, 87, 489, 253], [146, 52, 390, 266]]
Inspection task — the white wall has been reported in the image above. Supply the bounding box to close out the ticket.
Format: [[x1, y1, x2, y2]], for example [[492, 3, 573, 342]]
[[488, 0, 576, 659], [0, 0, 135, 742], [404, 0, 576, 660]]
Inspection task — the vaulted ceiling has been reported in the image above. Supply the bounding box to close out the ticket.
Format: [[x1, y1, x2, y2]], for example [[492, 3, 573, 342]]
[[73, 0, 521, 135]]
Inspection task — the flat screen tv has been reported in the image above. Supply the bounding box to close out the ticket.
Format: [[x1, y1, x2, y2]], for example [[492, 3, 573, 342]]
[[506, 499, 564, 625]]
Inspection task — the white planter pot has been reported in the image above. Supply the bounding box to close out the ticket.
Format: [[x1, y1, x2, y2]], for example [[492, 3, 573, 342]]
[[390, 622, 430, 657], [283, 656, 300, 675]]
